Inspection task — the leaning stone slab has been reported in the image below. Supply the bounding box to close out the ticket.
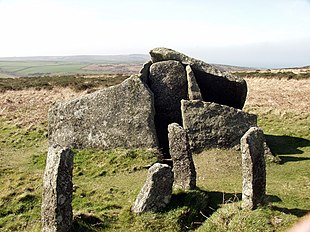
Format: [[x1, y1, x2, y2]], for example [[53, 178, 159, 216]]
[[181, 100, 257, 151], [42, 145, 74, 232], [132, 163, 174, 214], [48, 75, 158, 149], [241, 127, 266, 210], [148, 60, 188, 155], [168, 123, 196, 190], [150, 47, 247, 109], [186, 65, 203, 100]]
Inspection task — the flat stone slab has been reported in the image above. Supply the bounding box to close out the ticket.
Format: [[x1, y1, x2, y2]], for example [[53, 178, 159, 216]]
[[181, 100, 257, 151], [48, 75, 158, 149]]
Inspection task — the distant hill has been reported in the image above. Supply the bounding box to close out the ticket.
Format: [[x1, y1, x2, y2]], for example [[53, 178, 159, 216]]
[[0, 54, 308, 78], [0, 54, 150, 64]]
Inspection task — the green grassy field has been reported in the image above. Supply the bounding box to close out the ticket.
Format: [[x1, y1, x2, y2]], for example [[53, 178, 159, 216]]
[[0, 76, 309, 231], [0, 61, 96, 77]]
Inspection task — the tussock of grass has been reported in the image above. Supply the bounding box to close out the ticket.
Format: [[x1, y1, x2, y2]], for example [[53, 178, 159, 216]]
[[197, 203, 296, 232]]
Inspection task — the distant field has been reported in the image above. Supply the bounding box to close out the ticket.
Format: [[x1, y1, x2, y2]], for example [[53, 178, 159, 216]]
[[0, 61, 143, 77], [0, 55, 148, 77]]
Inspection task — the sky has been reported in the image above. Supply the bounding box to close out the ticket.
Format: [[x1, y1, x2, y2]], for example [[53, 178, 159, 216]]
[[0, 0, 309, 68]]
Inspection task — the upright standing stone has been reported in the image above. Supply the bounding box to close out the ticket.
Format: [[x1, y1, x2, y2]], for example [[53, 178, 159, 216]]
[[148, 60, 188, 155], [241, 127, 266, 210], [168, 123, 196, 190], [186, 65, 203, 100], [42, 145, 74, 232], [132, 163, 174, 214]]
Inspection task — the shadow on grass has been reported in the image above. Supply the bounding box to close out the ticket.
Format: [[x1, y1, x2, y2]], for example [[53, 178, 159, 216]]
[[265, 134, 310, 155], [70, 213, 108, 232], [165, 189, 286, 231], [265, 135, 310, 164], [165, 188, 209, 230], [271, 206, 309, 217]]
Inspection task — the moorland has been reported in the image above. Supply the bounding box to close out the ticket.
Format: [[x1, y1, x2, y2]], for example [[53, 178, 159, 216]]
[[0, 59, 309, 231]]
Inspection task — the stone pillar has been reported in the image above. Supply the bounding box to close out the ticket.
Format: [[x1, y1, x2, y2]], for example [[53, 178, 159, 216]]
[[168, 123, 196, 190], [42, 145, 74, 232], [132, 163, 174, 214], [186, 65, 203, 100], [241, 127, 266, 210]]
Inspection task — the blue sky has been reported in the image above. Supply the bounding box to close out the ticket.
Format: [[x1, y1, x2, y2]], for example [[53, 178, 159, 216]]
[[0, 0, 309, 68]]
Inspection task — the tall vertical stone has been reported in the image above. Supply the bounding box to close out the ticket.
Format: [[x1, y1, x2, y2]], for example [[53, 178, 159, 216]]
[[241, 127, 266, 210], [186, 65, 202, 100], [168, 123, 196, 190], [148, 60, 188, 155], [42, 145, 74, 232], [132, 163, 174, 214]]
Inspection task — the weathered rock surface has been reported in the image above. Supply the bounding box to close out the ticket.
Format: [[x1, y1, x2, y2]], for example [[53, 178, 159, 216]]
[[48, 75, 158, 149], [139, 60, 152, 84], [168, 123, 196, 190], [148, 60, 188, 154], [241, 127, 266, 210], [181, 100, 257, 151], [42, 145, 74, 232], [132, 163, 174, 214], [186, 65, 203, 100], [150, 47, 247, 109]]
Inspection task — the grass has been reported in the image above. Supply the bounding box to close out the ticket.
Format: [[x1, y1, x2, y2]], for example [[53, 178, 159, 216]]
[[234, 71, 310, 80], [0, 74, 129, 92], [0, 75, 309, 231], [0, 109, 308, 231], [0, 61, 94, 76]]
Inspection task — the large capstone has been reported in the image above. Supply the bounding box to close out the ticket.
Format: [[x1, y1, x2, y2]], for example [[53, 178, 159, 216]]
[[181, 100, 257, 152], [168, 123, 196, 190], [150, 47, 247, 109], [132, 163, 174, 214], [48, 75, 158, 149], [42, 145, 74, 232], [148, 60, 188, 155], [241, 127, 266, 210]]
